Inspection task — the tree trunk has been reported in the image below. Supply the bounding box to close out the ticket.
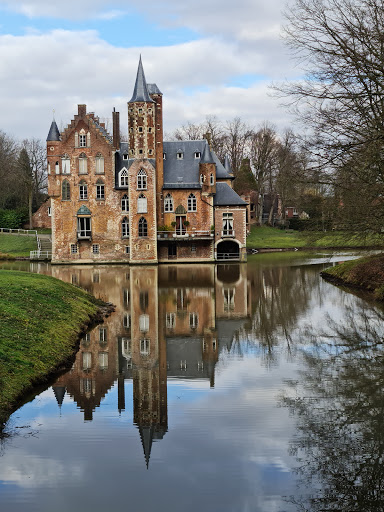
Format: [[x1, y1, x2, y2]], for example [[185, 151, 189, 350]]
[[28, 189, 33, 229]]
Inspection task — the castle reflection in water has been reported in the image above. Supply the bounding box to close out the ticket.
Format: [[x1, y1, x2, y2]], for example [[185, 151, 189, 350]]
[[49, 264, 251, 466]]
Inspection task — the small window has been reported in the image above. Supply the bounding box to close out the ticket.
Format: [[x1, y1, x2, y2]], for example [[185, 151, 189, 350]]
[[138, 217, 147, 237], [96, 179, 105, 200], [121, 194, 129, 212], [48, 207, 52, 217], [163, 153, 166, 160], [166, 312, 176, 329], [99, 352, 108, 370], [92, 244, 99, 254], [194, 152, 201, 159], [189, 312, 198, 329], [95, 153, 104, 174], [70, 243, 78, 254], [140, 338, 150, 356], [62, 180, 70, 201], [55, 161, 60, 174], [122, 217, 129, 238], [125, 246, 130, 254], [123, 153, 129, 160], [200, 174, 204, 185], [61, 155, 70, 174], [148, 127, 152, 133], [123, 313, 130, 329], [99, 327, 107, 344], [164, 193, 174, 212], [177, 152, 183, 160], [148, 149, 153, 155], [138, 108, 143, 114], [138, 126, 143, 133], [129, 127, 133, 133], [210, 173, 214, 185], [137, 169, 147, 190], [78, 153, 87, 174], [79, 134, 87, 147], [137, 194, 147, 214], [79, 180, 88, 200], [138, 149, 143, 155], [130, 149, 134, 155], [188, 193, 197, 212]]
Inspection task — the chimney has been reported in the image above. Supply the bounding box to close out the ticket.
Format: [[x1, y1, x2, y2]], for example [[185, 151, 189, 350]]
[[112, 108, 120, 150], [78, 104, 86, 117]]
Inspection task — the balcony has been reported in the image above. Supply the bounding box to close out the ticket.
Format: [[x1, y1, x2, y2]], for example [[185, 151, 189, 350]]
[[157, 230, 213, 240]]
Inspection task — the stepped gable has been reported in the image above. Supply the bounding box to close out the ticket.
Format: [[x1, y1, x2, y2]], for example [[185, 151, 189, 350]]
[[60, 110, 113, 145]]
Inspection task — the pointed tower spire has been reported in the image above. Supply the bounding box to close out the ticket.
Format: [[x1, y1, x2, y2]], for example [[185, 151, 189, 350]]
[[139, 426, 154, 469], [46, 119, 60, 142], [200, 141, 215, 164], [129, 56, 154, 103]]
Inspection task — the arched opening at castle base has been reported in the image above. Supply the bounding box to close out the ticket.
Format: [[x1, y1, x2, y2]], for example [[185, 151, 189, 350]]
[[216, 240, 240, 261]]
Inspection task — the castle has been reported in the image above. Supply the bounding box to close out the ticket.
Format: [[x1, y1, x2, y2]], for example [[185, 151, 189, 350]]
[[47, 57, 247, 264]]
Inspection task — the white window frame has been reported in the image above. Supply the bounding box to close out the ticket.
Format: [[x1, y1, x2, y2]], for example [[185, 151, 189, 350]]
[[164, 193, 174, 212], [121, 194, 129, 212], [166, 312, 176, 329], [140, 338, 150, 356], [77, 216, 91, 239], [223, 212, 234, 235], [194, 152, 201, 159], [78, 153, 87, 174], [122, 217, 129, 238], [189, 312, 199, 329], [137, 169, 147, 190], [96, 180, 105, 200], [95, 153, 104, 174], [119, 168, 129, 187], [70, 243, 78, 254], [137, 194, 147, 214], [92, 244, 99, 254], [177, 152, 183, 160], [139, 314, 149, 332], [99, 327, 107, 344], [61, 155, 70, 174], [79, 180, 88, 200], [79, 134, 87, 148], [188, 193, 197, 212]]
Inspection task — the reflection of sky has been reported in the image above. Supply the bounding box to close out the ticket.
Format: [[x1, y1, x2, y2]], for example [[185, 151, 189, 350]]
[[1, 253, 381, 512]]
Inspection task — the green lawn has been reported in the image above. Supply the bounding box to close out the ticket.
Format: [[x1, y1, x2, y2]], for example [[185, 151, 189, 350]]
[[247, 226, 384, 249], [0, 270, 106, 413], [0, 234, 38, 258]]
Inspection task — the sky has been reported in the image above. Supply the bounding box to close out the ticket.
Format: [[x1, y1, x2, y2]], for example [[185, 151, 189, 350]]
[[0, 0, 297, 142]]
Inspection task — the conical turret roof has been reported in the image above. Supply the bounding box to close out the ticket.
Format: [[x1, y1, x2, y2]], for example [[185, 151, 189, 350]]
[[200, 141, 215, 164], [129, 56, 154, 103], [46, 120, 60, 141]]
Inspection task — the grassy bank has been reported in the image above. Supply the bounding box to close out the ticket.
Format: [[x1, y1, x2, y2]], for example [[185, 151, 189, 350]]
[[0, 233, 37, 258], [321, 253, 384, 300], [247, 226, 384, 250], [0, 270, 109, 413]]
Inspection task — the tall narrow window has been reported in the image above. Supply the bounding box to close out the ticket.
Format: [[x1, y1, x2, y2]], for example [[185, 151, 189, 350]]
[[210, 173, 214, 185], [61, 154, 70, 174], [55, 161, 60, 174], [121, 194, 129, 212], [188, 193, 197, 212], [79, 180, 88, 200], [62, 179, 70, 200], [119, 168, 129, 187], [96, 179, 105, 200], [79, 132, 87, 147], [140, 338, 150, 356], [137, 169, 147, 190], [78, 153, 87, 174], [95, 153, 104, 174], [200, 173, 204, 185], [223, 212, 234, 236], [139, 314, 149, 332], [122, 217, 129, 238], [137, 193, 147, 213], [138, 217, 147, 237], [164, 193, 174, 212]]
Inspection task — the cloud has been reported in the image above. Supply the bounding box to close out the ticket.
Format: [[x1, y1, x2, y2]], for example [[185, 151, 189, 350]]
[[0, 29, 293, 141]]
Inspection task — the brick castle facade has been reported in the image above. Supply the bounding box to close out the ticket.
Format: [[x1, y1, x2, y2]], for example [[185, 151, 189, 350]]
[[47, 57, 247, 264]]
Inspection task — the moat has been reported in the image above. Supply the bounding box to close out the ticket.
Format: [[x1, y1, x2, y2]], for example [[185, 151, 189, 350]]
[[1, 252, 383, 512]]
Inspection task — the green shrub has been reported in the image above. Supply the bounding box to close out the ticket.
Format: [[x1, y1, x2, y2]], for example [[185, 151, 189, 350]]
[[0, 208, 29, 229]]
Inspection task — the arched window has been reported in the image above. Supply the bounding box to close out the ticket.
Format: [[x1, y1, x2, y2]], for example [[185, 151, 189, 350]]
[[164, 193, 174, 212], [62, 179, 70, 200], [137, 193, 147, 213], [138, 217, 147, 237], [119, 168, 128, 187], [137, 169, 147, 190], [61, 154, 70, 174], [121, 194, 129, 212], [188, 193, 197, 212], [96, 179, 105, 200], [55, 161, 60, 174], [78, 153, 87, 174], [79, 179, 88, 200], [210, 173, 214, 185], [95, 153, 104, 174], [122, 217, 129, 238]]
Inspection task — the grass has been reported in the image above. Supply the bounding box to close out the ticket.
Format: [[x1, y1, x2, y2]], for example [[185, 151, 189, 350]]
[[0, 233, 37, 258], [321, 253, 384, 300], [247, 226, 384, 249], [0, 270, 106, 413]]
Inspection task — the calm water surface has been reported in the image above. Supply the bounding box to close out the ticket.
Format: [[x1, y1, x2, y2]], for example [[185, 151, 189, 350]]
[[1, 252, 383, 512]]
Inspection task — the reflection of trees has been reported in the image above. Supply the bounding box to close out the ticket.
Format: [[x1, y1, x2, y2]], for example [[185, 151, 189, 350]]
[[246, 264, 322, 361], [282, 301, 384, 511]]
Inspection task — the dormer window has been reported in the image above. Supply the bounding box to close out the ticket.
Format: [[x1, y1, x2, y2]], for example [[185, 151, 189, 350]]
[[177, 151, 184, 160], [194, 152, 201, 159], [123, 153, 128, 160]]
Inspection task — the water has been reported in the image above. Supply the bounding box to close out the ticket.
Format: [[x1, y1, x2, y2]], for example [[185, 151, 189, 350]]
[[0, 252, 383, 512]]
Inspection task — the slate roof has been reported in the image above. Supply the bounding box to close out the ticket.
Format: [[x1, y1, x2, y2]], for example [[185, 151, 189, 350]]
[[214, 182, 247, 206], [163, 140, 232, 188], [47, 120, 60, 141], [147, 83, 162, 95], [129, 56, 154, 104]]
